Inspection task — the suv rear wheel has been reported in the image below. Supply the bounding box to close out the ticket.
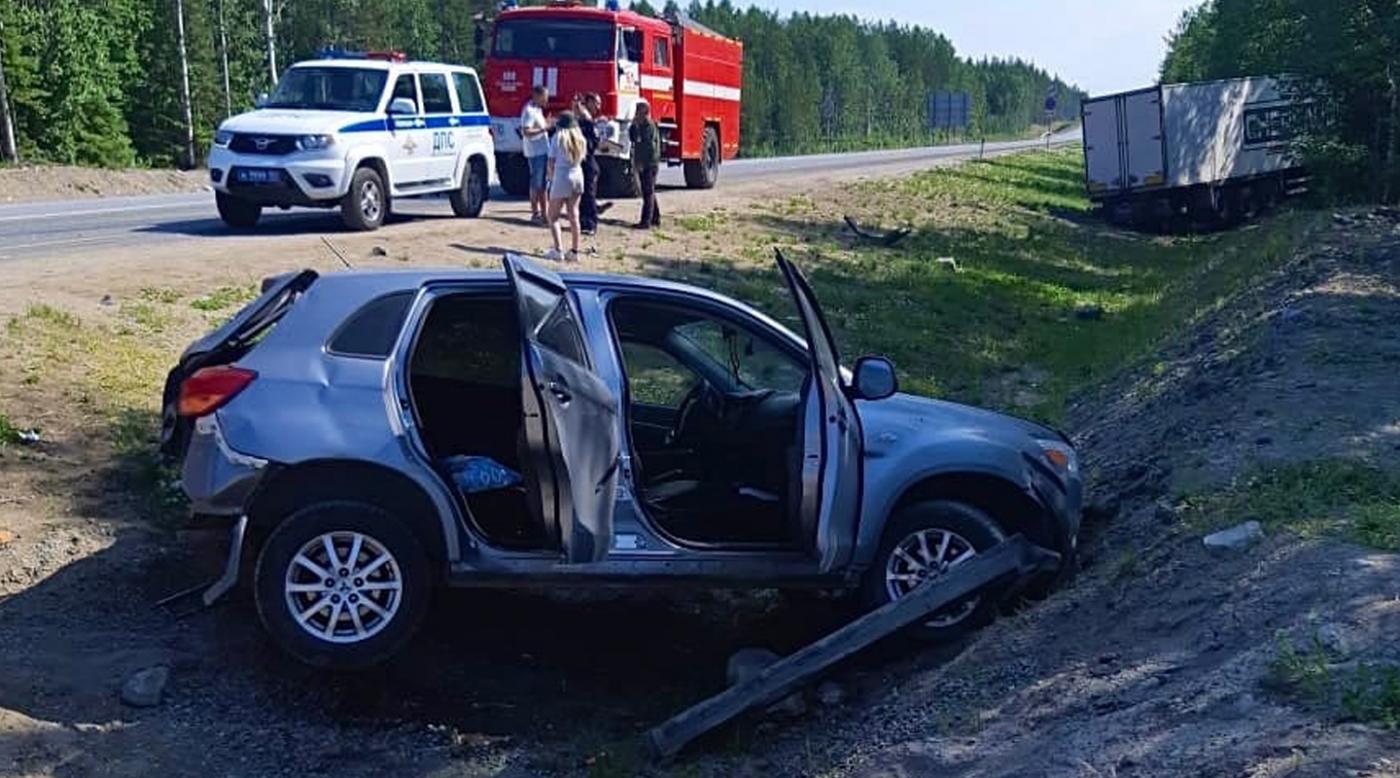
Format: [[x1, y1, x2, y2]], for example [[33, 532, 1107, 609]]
[[861, 500, 1006, 642], [341, 166, 387, 231], [216, 192, 262, 228], [254, 501, 431, 669], [449, 158, 488, 218]]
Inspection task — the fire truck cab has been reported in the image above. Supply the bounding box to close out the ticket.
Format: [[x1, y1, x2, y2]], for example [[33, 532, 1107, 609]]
[[483, 0, 742, 198]]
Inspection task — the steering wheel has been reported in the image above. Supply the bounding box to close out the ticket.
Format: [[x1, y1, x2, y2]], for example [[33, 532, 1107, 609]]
[[668, 378, 725, 447]]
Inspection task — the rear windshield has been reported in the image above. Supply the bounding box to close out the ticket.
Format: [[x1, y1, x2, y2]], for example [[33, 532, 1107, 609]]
[[492, 19, 614, 61], [264, 67, 388, 112]]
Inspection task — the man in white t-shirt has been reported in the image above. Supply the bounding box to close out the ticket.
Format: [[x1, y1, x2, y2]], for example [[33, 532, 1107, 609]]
[[520, 86, 551, 224]]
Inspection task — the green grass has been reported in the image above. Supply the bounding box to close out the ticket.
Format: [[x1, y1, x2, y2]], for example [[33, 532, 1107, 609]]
[[0, 412, 22, 446], [680, 148, 1317, 421], [190, 283, 257, 313], [1182, 459, 1400, 550], [1272, 632, 1400, 729]]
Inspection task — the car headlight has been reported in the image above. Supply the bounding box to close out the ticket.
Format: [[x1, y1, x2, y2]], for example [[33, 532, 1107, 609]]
[[213, 130, 234, 148], [296, 134, 335, 151], [1036, 438, 1078, 476]]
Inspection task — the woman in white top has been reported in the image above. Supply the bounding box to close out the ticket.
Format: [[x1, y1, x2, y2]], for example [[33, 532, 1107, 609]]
[[544, 111, 587, 261]]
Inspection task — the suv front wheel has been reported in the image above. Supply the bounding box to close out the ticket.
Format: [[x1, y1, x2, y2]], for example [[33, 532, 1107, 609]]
[[216, 192, 262, 229], [861, 500, 1006, 642], [341, 166, 387, 231], [254, 501, 431, 669]]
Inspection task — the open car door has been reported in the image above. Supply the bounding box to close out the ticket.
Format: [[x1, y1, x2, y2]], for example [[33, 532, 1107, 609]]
[[776, 251, 862, 573], [504, 254, 620, 563]]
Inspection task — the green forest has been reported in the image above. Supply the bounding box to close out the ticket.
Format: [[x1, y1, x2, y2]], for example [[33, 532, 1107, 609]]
[[1162, 0, 1400, 202], [0, 0, 1081, 169]]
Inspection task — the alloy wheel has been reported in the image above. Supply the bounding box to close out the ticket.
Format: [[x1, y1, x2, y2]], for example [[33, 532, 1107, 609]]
[[884, 527, 979, 627], [284, 531, 402, 644], [360, 180, 383, 222]]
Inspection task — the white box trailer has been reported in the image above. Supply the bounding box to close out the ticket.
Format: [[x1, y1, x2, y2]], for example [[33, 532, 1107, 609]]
[[1081, 76, 1306, 227]]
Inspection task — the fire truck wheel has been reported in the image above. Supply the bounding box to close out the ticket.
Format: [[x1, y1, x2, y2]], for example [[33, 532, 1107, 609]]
[[599, 157, 640, 198], [684, 126, 721, 189]]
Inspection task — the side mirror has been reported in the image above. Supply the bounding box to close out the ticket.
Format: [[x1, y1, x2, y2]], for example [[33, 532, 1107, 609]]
[[255, 92, 269, 108], [388, 97, 417, 116], [852, 356, 898, 401]]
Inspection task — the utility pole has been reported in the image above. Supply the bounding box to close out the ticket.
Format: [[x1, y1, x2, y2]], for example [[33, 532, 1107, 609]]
[[263, 0, 279, 85], [175, 0, 196, 168], [217, 0, 232, 116], [0, 17, 18, 164]]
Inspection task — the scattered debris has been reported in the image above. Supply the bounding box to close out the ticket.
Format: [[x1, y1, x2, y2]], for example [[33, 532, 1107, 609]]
[[120, 666, 170, 708], [17, 429, 41, 445], [1074, 303, 1105, 321], [1203, 520, 1264, 554], [99, 294, 114, 306], [935, 256, 960, 272], [844, 215, 911, 247], [0, 529, 14, 547], [370, 246, 388, 257]]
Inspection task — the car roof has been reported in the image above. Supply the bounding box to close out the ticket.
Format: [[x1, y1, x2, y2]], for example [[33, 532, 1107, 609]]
[[291, 59, 477, 73], [307, 266, 739, 299]]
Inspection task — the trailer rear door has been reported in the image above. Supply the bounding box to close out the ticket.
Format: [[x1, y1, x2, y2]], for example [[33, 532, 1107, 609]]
[[1122, 89, 1166, 190], [1081, 87, 1166, 197]]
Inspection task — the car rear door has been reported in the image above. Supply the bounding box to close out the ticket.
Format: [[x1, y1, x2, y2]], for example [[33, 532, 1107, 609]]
[[775, 251, 862, 572], [504, 254, 620, 563]]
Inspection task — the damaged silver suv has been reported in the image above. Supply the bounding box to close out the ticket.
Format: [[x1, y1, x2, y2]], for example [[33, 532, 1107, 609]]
[[162, 254, 1082, 668]]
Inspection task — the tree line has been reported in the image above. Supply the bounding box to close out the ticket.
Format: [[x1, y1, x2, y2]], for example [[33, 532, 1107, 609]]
[[0, 0, 1081, 168], [1161, 0, 1400, 202]]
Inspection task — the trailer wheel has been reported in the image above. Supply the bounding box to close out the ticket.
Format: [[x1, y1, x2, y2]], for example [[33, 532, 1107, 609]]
[[684, 126, 721, 189], [497, 153, 530, 198], [599, 157, 640, 198]]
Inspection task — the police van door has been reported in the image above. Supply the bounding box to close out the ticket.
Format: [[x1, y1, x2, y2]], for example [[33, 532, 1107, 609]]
[[387, 72, 432, 187], [417, 70, 459, 187], [452, 71, 491, 179]]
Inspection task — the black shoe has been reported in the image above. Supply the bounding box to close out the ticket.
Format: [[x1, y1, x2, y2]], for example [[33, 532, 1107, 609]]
[[633, 223, 650, 230], [598, 202, 614, 214]]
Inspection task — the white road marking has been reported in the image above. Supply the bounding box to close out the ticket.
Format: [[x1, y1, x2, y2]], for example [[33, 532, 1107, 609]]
[[0, 200, 205, 223]]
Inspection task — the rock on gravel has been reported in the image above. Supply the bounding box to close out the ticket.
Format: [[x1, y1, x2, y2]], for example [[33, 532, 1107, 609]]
[[727, 647, 781, 686], [1203, 521, 1264, 554], [816, 681, 846, 707], [120, 666, 169, 708]]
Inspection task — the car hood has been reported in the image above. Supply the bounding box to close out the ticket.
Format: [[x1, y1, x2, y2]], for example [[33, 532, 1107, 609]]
[[858, 392, 1061, 447], [219, 109, 377, 135]]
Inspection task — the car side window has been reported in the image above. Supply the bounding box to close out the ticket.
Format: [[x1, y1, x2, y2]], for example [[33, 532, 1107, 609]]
[[390, 74, 419, 112], [652, 36, 671, 69], [453, 72, 485, 113], [534, 300, 590, 366], [675, 317, 807, 393], [619, 342, 699, 407], [419, 72, 454, 114], [328, 292, 413, 358]]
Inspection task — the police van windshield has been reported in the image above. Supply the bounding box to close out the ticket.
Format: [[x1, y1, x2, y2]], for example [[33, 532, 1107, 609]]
[[264, 67, 389, 112], [493, 20, 614, 61]]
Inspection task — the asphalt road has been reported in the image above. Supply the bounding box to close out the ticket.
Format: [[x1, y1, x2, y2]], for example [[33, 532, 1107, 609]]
[[0, 130, 1079, 263]]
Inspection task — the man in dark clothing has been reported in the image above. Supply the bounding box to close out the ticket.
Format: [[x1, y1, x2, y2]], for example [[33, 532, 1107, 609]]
[[629, 101, 661, 229], [574, 92, 601, 235]]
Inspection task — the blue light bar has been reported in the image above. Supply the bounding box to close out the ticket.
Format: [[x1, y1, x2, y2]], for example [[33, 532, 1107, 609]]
[[317, 46, 367, 60]]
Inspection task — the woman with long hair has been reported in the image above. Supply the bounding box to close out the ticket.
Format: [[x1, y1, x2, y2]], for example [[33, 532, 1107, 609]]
[[544, 111, 587, 261]]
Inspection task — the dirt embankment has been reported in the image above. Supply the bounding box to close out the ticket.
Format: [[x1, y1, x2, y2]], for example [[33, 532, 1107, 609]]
[[0, 165, 207, 204], [704, 211, 1400, 777]]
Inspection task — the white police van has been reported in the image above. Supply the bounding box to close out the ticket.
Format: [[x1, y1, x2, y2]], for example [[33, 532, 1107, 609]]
[[209, 52, 495, 231]]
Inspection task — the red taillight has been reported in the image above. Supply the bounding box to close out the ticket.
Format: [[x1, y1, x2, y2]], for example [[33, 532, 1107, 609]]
[[178, 366, 257, 418]]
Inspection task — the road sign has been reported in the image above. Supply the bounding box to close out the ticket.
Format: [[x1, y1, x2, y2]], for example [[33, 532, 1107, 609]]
[[928, 91, 971, 132], [1045, 95, 1057, 113]]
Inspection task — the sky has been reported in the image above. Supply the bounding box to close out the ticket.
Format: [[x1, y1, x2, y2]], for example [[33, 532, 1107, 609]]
[[745, 1, 1204, 95]]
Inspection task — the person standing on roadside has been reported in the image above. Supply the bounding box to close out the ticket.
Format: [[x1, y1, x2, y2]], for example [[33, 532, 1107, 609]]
[[543, 112, 587, 262], [629, 101, 661, 229], [520, 85, 551, 225], [574, 93, 601, 236]]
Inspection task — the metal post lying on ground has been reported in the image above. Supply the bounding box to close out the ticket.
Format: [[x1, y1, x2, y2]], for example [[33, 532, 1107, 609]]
[[645, 535, 1061, 759]]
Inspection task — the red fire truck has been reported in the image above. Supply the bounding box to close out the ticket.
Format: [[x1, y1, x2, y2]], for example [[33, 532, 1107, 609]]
[[481, 0, 743, 197]]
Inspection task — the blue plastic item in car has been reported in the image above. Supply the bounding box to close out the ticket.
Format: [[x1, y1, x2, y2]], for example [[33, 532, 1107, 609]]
[[446, 455, 523, 494]]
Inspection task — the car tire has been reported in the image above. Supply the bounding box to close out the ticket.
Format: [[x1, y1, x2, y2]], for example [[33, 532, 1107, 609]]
[[449, 158, 488, 218], [497, 152, 530, 198], [598, 157, 640, 198], [341, 166, 387, 231], [683, 126, 721, 189], [861, 500, 1006, 643], [216, 192, 261, 229], [254, 501, 432, 669]]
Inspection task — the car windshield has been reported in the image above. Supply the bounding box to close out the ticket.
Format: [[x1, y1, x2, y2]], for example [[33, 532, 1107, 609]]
[[492, 19, 614, 61], [263, 67, 388, 111]]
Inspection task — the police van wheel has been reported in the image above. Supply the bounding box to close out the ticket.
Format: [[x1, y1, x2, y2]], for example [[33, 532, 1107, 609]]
[[497, 153, 530, 198], [216, 192, 261, 229], [341, 167, 387, 231], [450, 158, 488, 218], [598, 157, 639, 198]]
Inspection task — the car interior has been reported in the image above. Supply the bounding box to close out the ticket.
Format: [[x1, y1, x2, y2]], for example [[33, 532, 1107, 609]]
[[407, 293, 544, 548], [407, 291, 812, 552], [609, 298, 810, 547]]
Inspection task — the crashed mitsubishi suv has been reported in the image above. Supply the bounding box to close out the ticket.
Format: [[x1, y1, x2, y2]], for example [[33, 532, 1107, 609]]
[[162, 254, 1082, 668]]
